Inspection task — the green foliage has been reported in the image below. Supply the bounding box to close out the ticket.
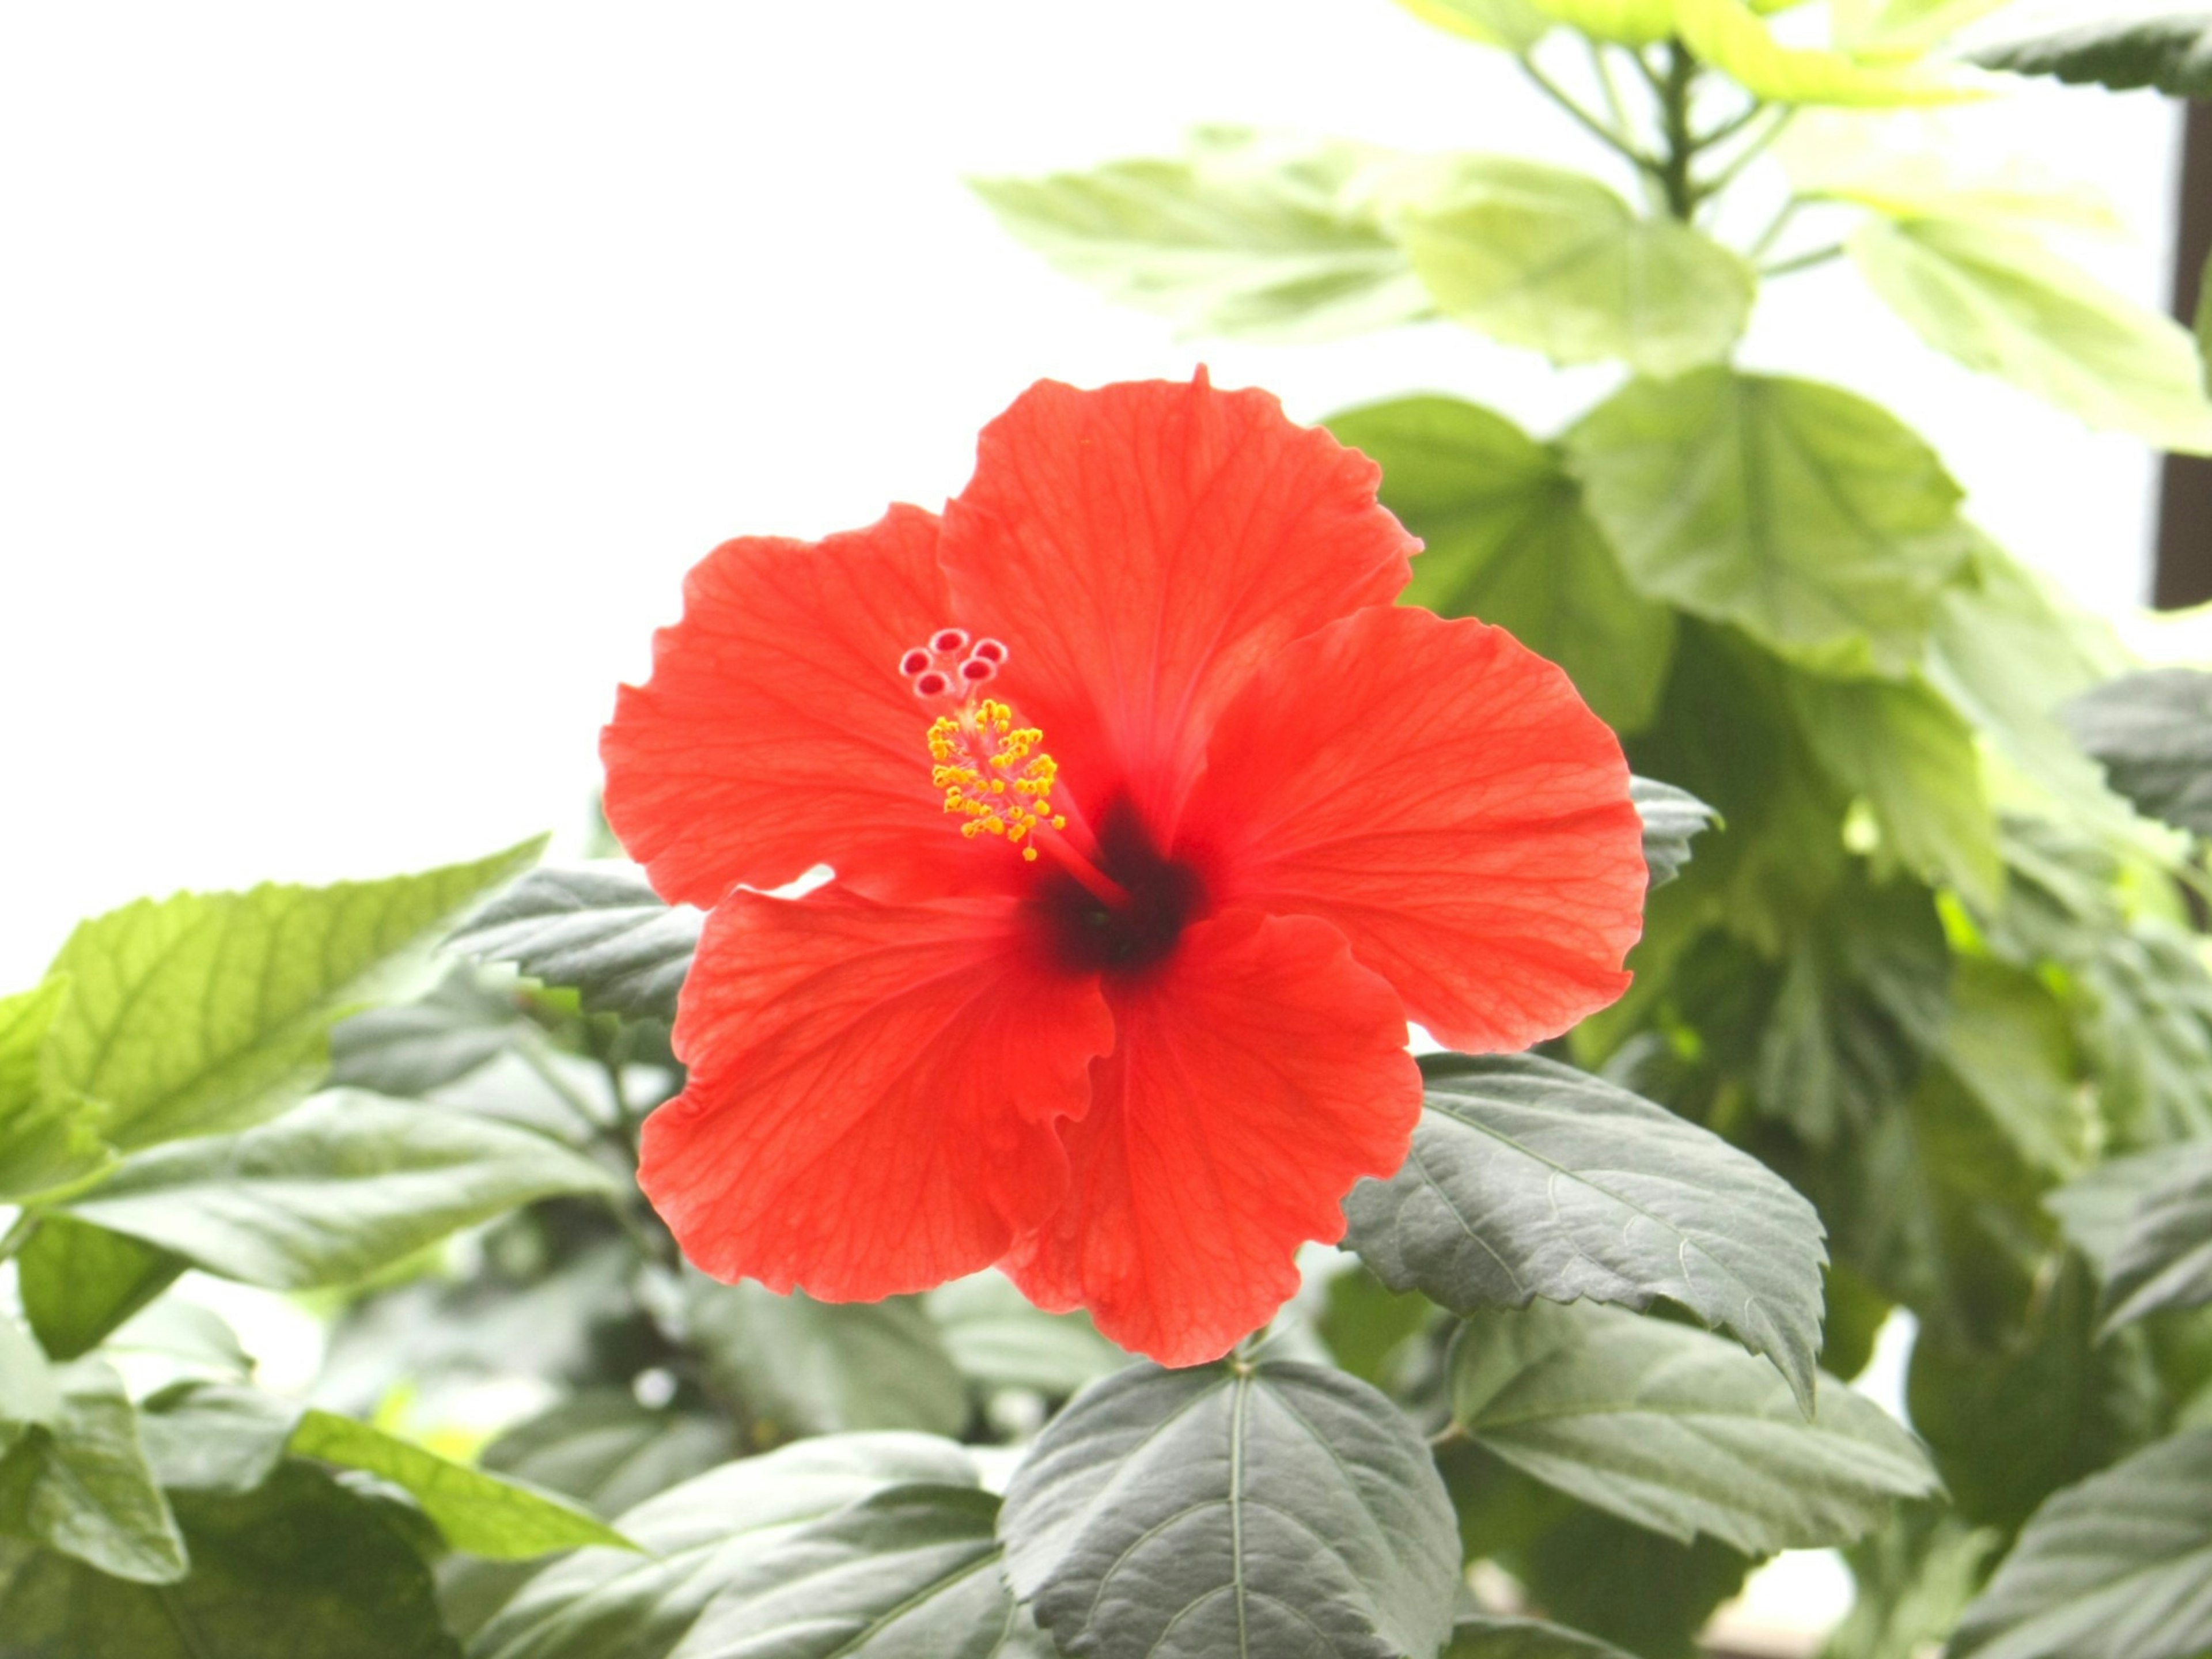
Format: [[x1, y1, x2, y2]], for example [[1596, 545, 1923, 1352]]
[[0, 1358, 184, 1584], [1972, 12, 2212, 99], [0, 980, 107, 1203], [686, 1281, 969, 1438], [2062, 668, 2212, 838], [1445, 1615, 1640, 1658], [923, 1271, 1127, 1396], [1825, 1506, 2002, 1659], [449, 867, 702, 1023], [1673, 0, 1978, 105], [1631, 778, 1719, 888], [2094, 1141, 2212, 1332], [17, 1216, 183, 1360]]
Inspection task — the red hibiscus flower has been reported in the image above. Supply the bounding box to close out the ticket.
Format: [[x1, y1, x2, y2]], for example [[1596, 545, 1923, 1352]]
[[601, 373, 1645, 1366]]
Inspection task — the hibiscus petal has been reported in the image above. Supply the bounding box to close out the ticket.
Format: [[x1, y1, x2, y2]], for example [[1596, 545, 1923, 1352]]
[[1190, 605, 1645, 1054], [940, 374, 1416, 832], [601, 505, 977, 907], [1002, 909, 1421, 1367], [641, 887, 1113, 1300]]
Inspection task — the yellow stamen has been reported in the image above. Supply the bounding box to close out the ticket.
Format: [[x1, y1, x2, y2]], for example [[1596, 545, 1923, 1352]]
[[926, 697, 1064, 862]]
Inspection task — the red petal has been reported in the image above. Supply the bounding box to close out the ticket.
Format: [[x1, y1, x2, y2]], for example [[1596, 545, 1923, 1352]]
[[641, 887, 1113, 1300], [940, 375, 1416, 834], [1001, 910, 1421, 1367], [1190, 605, 1645, 1053], [601, 505, 978, 908]]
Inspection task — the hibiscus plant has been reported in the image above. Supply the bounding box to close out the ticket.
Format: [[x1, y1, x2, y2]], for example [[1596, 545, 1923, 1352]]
[[4, 5, 2212, 1659]]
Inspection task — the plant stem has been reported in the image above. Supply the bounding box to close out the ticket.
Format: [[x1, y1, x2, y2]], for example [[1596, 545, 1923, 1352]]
[[1518, 51, 1664, 179], [1746, 195, 1804, 263], [1762, 241, 1846, 278], [1654, 40, 1700, 220], [1691, 97, 1770, 154], [1694, 105, 1796, 205]]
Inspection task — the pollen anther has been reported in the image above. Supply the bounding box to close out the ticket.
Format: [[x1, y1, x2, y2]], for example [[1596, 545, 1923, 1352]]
[[925, 695, 1063, 861]]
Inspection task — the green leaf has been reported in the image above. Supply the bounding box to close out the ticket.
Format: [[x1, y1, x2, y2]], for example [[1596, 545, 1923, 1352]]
[[17, 1217, 184, 1362], [1633, 778, 1718, 888], [1566, 369, 1975, 675], [104, 1298, 255, 1380], [137, 1382, 300, 1494], [923, 1271, 1126, 1397], [999, 1361, 1461, 1659], [473, 1432, 984, 1659], [2098, 1141, 2212, 1332], [1528, 0, 1677, 45], [972, 127, 1429, 342], [1326, 393, 1677, 730], [687, 1279, 968, 1438], [477, 1391, 738, 1520], [1851, 217, 2212, 454], [1449, 1300, 1941, 1553], [1516, 1507, 1753, 1659], [1787, 672, 2001, 904], [1446, 1614, 1640, 1658], [2047, 1149, 2163, 1274], [0, 1461, 462, 1659], [1826, 1506, 2003, 1659], [1340, 1052, 1828, 1410], [0, 1320, 60, 1459], [449, 868, 699, 1023], [1391, 157, 1754, 376], [1778, 112, 2121, 230], [57, 1090, 616, 1290], [0, 980, 108, 1204], [2062, 669, 2212, 839], [1676, 0, 1981, 103], [1391, 0, 1551, 49], [41, 839, 544, 1154], [1971, 12, 2212, 99], [1940, 957, 2089, 1181], [329, 968, 529, 1096], [1952, 1426, 2212, 1659], [0, 1359, 185, 1584]]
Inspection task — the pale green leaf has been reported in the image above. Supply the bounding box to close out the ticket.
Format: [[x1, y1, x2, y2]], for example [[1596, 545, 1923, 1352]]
[[1787, 672, 2002, 904], [1778, 112, 2120, 229], [0, 1358, 185, 1584], [58, 1090, 616, 1290], [1678, 0, 1984, 103], [923, 1271, 1126, 1396], [0, 980, 108, 1204], [973, 127, 1429, 342], [1853, 217, 2212, 453], [686, 1279, 967, 1438], [1391, 156, 1754, 376], [1327, 393, 1677, 730], [1391, 0, 1552, 48], [1450, 1300, 1941, 1552], [1528, 0, 1678, 45], [41, 839, 544, 1153], [105, 1299, 255, 1380], [1566, 368, 1975, 674], [476, 1391, 737, 1521], [1971, 11, 2212, 99], [17, 1216, 183, 1362]]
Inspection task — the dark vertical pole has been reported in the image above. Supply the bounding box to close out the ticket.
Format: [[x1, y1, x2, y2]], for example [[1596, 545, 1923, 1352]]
[[2155, 99, 2212, 609]]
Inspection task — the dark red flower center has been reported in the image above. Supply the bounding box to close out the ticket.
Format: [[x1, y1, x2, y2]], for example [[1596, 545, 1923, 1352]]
[[1034, 797, 1206, 978]]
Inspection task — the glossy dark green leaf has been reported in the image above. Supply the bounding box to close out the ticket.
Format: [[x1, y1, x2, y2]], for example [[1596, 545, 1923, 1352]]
[[450, 866, 699, 1022], [1952, 1426, 2212, 1659], [0, 1461, 462, 1659], [0, 1358, 185, 1584], [1631, 778, 1717, 889], [1971, 11, 2212, 98], [1340, 1054, 1827, 1410], [923, 1271, 1126, 1397], [478, 1391, 738, 1520], [0, 979, 109, 1203], [1327, 395, 1677, 731], [972, 127, 1429, 342], [472, 1432, 984, 1659], [1444, 1614, 1638, 1658], [59, 1090, 616, 1290], [40, 839, 543, 1153], [1566, 369, 1975, 676], [17, 1216, 183, 1361], [998, 1361, 1460, 1659], [2061, 668, 2212, 839], [2097, 1141, 2212, 1331], [1450, 1301, 1940, 1554], [687, 1279, 967, 1438]]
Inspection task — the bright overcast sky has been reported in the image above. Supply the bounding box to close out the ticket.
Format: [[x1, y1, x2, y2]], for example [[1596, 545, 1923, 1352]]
[[0, 2, 2183, 988]]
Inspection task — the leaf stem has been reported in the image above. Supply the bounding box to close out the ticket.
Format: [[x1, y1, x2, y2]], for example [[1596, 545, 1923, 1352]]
[[1653, 40, 1701, 221], [1428, 1422, 1469, 1450], [1694, 106, 1796, 205], [1762, 241, 1846, 278], [1746, 195, 1804, 263], [1518, 51, 1664, 178]]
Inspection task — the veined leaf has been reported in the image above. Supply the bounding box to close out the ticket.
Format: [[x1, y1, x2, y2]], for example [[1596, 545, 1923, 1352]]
[[2062, 668, 2212, 839], [973, 127, 1430, 342], [0, 1463, 461, 1659], [329, 968, 529, 1097], [1971, 12, 2212, 99], [0, 1358, 185, 1585], [1391, 0, 1551, 49], [686, 1279, 968, 1438], [999, 1362, 1460, 1659], [0, 980, 108, 1204], [1391, 156, 1754, 376], [449, 868, 700, 1023], [40, 839, 543, 1153], [2097, 1141, 2212, 1332], [1327, 393, 1677, 730], [923, 1271, 1126, 1397], [1952, 1426, 2212, 1659], [1676, 0, 1984, 104], [16, 1217, 184, 1362], [1852, 217, 2212, 454], [1450, 1300, 1941, 1553], [57, 1090, 616, 1290], [1446, 1615, 1641, 1658], [477, 1391, 738, 1522], [1566, 369, 1975, 675], [1632, 777, 1718, 888], [1340, 1053, 1828, 1410]]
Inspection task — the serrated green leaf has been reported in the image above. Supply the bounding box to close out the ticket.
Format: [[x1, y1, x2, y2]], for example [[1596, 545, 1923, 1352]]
[[687, 1278, 967, 1438], [1677, 0, 1983, 103], [57, 1090, 615, 1290], [473, 1433, 984, 1659], [41, 839, 544, 1154], [1341, 1052, 1828, 1410], [2046, 1149, 2162, 1273], [0, 1358, 185, 1584], [1450, 1300, 1941, 1552], [999, 1362, 1460, 1659], [0, 1461, 462, 1659], [1327, 393, 1677, 730], [2062, 668, 2212, 838], [2096, 1141, 2212, 1332], [449, 869, 699, 1023], [1632, 777, 1718, 888], [1446, 1615, 1641, 1658], [17, 1216, 184, 1362], [923, 1271, 1126, 1397], [1787, 672, 2001, 905], [1392, 0, 1551, 48], [1566, 369, 1975, 675], [1391, 156, 1754, 375], [973, 127, 1429, 342], [1851, 217, 2212, 453], [0, 979, 109, 1204], [1952, 1425, 2212, 1659], [1971, 11, 2212, 99]]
